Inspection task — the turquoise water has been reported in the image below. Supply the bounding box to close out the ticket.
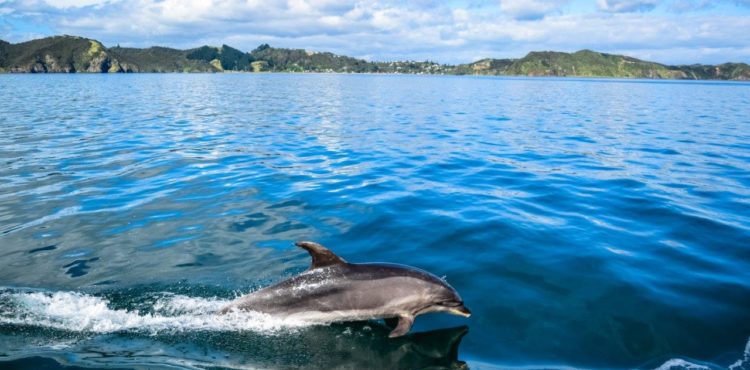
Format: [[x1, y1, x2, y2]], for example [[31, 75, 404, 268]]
[[0, 74, 749, 369]]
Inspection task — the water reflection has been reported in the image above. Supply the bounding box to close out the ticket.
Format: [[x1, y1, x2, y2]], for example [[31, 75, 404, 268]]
[[0, 323, 469, 369]]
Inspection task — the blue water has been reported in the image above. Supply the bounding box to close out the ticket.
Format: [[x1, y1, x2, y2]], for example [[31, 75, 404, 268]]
[[1, 74, 749, 369]]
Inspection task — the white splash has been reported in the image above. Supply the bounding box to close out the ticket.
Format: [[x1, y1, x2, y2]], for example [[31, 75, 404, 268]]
[[729, 336, 750, 370], [654, 336, 750, 370], [653, 359, 712, 370], [0, 290, 317, 334]]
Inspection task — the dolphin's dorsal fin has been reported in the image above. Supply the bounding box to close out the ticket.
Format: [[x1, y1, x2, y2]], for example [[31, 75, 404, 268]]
[[295, 241, 347, 269]]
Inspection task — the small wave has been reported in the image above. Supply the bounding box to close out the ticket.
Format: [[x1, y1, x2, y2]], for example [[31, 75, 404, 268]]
[[653, 336, 750, 370], [0, 289, 317, 334], [653, 359, 713, 370], [730, 336, 750, 370]]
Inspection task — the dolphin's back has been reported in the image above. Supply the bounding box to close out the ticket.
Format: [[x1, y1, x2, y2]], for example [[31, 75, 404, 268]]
[[224, 263, 447, 320], [220, 241, 469, 337]]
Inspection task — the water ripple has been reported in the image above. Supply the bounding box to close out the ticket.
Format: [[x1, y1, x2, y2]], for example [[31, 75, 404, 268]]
[[0, 74, 748, 369]]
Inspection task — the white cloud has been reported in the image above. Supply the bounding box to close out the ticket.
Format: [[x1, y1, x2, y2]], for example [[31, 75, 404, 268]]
[[669, 0, 712, 11], [44, 0, 111, 8], [597, 0, 659, 12], [1, 0, 749, 65], [501, 0, 568, 20]]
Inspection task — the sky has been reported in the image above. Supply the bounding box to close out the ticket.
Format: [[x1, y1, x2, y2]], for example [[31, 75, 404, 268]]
[[1, 0, 749, 65]]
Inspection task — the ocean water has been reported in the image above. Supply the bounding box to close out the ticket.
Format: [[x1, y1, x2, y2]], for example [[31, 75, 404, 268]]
[[0, 73, 749, 370]]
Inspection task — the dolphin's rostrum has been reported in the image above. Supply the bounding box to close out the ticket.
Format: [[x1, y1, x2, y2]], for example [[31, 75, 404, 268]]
[[220, 241, 471, 337]]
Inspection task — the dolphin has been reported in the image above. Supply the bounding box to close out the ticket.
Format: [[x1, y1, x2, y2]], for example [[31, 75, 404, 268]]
[[220, 241, 471, 337]]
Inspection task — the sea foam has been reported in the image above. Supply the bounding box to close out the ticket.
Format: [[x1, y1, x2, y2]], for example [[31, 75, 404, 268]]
[[0, 289, 315, 334]]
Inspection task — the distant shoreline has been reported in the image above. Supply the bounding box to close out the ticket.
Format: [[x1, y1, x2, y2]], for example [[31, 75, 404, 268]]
[[3, 71, 750, 83], [1, 35, 748, 80]]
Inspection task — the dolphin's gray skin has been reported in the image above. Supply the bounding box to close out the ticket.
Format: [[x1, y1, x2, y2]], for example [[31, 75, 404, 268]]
[[220, 241, 470, 337]]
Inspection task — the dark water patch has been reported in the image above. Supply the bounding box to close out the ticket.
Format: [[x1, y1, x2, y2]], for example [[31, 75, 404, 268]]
[[63, 258, 99, 278], [266, 199, 306, 209], [484, 115, 511, 121], [563, 135, 596, 144], [173, 253, 223, 269], [28, 245, 57, 254], [92, 280, 117, 286], [228, 212, 269, 232], [638, 147, 681, 155], [263, 221, 309, 235]]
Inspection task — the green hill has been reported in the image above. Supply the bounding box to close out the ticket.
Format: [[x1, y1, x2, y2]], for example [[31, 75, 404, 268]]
[[453, 50, 750, 80], [247, 44, 376, 72], [0, 35, 135, 72], [108, 46, 215, 72], [502, 50, 683, 78], [674, 63, 750, 80], [1, 35, 748, 80], [185, 44, 253, 71], [455, 58, 515, 75]]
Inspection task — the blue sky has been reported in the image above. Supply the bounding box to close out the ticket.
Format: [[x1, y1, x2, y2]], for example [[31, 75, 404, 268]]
[[1, 0, 749, 64]]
